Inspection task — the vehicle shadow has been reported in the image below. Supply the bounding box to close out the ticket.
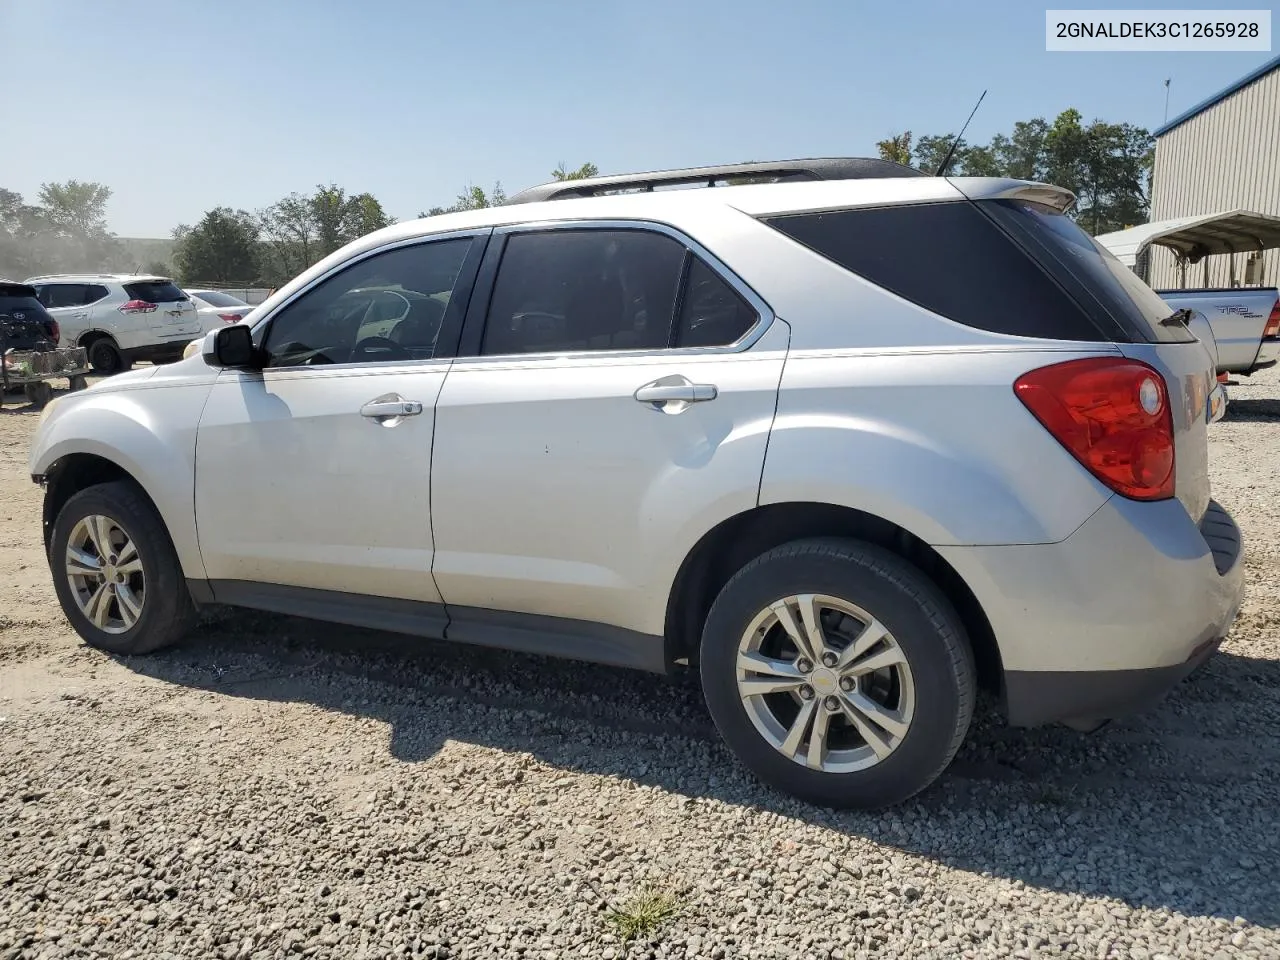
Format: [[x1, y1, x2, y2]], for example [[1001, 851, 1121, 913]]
[[120, 607, 1280, 928], [1223, 397, 1280, 423]]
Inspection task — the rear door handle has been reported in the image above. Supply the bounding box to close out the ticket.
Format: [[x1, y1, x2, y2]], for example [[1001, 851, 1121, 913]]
[[360, 394, 423, 424], [634, 377, 718, 410]]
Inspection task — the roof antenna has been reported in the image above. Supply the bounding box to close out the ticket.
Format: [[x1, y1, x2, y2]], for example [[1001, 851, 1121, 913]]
[[934, 90, 987, 177]]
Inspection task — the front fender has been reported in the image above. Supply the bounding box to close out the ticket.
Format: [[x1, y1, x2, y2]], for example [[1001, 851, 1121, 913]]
[[30, 382, 215, 578]]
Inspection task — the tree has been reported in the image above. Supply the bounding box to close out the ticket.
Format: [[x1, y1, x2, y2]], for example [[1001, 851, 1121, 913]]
[[173, 207, 262, 283], [257, 184, 395, 285], [876, 132, 914, 166], [38, 180, 112, 235], [894, 109, 1155, 233], [418, 162, 597, 218], [551, 161, 599, 181], [0, 180, 124, 277]]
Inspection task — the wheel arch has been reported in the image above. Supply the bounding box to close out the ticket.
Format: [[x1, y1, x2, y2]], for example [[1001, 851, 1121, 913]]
[[41, 453, 155, 552], [34, 423, 206, 582], [77, 329, 119, 348], [663, 501, 1003, 697]]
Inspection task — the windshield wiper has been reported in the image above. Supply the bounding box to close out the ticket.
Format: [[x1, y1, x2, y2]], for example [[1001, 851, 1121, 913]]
[[1160, 307, 1193, 327]]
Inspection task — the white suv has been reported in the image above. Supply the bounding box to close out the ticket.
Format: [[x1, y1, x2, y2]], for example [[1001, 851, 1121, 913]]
[[23, 274, 202, 373], [28, 160, 1242, 808]]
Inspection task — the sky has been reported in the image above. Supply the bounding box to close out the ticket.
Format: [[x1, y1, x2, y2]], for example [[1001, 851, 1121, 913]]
[[3, 0, 1275, 237]]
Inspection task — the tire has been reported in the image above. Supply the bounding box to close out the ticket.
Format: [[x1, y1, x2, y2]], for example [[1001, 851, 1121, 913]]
[[48, 480, 197, 655], [699, 537, 975, 809], [86, 338, 128, 375]]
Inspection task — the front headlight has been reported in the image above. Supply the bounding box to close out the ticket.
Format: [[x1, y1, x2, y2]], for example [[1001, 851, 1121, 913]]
[[182, 339, 202, 360]]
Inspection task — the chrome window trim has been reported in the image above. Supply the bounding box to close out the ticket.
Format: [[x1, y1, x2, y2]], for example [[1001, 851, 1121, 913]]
[[246, 227, 491, 373], [462, 217, 776, 364]]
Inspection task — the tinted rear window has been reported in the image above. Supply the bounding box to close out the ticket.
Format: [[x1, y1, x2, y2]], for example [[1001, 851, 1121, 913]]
[[124, 280, 188, 303], [191, 290, 247, 308], [764, 202, 1110, 342], [0, 292, 50, 318], [984, 200, 1195, 344]]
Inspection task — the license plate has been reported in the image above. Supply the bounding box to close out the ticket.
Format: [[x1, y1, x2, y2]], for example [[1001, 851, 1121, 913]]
[[166, 309, 186, 323]]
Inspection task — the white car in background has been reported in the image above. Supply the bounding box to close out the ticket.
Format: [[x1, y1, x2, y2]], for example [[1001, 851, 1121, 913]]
[[185, 289, 255, 334], [24, 274, 202, 374]]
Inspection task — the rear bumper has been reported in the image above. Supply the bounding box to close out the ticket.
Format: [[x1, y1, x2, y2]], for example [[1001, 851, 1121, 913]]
[[937, 498, 1244, 727]]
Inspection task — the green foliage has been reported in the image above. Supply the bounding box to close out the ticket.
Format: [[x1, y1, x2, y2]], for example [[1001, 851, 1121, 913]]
[[882, 108, 1155, 233], [256, 184, 395, 285], [552, 161, 599, 181], [875, 131, 914, 166], [603, 887, 680, 941], [0, 180, 124, 278], [173, 207, 262, 284]]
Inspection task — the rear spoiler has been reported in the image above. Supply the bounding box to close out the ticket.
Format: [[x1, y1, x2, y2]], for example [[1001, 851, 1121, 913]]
[[949, 179, 1077, 215]]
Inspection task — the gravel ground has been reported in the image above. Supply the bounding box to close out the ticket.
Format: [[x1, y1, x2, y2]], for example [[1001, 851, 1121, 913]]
[[2, 367, 1279, 960]]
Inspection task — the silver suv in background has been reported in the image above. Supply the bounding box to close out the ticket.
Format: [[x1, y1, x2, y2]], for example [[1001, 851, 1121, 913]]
[[24, 274, 202, 373], [28, 159, 1243, 809]]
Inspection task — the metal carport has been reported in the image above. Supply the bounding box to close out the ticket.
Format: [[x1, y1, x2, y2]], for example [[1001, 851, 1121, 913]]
[[1094, 210, 1280, 287]]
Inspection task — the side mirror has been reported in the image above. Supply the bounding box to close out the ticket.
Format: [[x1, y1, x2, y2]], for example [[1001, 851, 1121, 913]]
[[203, 323, 259, 369]]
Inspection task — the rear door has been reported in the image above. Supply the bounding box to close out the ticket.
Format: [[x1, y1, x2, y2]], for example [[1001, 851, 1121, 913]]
[[429, 223, 786, 643], [122, 279, 201, 342]]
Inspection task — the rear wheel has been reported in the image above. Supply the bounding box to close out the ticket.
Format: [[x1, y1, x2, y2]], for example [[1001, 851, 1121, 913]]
[[49, 481, 196, 655], [699, 538, 975, 809], [86, 338, 128, 375]]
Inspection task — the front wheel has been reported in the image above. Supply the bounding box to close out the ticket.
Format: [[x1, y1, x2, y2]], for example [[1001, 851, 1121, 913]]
[[700, 538, 975, 809], [49, 480, 197, 655]]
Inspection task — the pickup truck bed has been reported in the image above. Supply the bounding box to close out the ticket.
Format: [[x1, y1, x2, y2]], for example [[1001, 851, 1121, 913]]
[[1157, 287, 1280, 377]]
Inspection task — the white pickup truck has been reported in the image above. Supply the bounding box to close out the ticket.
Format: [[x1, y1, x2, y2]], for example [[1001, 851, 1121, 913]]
[[1156, 287, 1280, 378]]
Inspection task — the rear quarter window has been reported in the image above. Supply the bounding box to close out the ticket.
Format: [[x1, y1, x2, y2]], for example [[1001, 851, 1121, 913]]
[[764, 202, 1111, 342], [124, 280, 188, 303], [984, 200, 1195, 344]]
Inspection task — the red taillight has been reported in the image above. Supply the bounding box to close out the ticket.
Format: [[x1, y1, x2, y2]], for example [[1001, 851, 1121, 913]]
[[48, 319, 60, 344], [1263, 300, 1280, 339], [118, 299, 157, 315], [1014, 357, 1175, 501], [217, 313, 242, 324]]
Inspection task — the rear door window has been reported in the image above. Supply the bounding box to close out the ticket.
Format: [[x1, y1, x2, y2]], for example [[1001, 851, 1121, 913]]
[[480, 229, 686, 355], [84, 284, 110, 304], [38, 283, 91, 309], [123, 280, 189, 303], [674, 257, 758, 347]]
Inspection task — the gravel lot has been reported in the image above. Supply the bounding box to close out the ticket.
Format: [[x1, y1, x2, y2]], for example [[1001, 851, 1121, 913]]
[[2, 367, 1279, 960]]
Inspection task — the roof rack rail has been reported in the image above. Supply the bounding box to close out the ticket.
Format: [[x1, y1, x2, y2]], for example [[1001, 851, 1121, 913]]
[[506, 157, 926, 205]]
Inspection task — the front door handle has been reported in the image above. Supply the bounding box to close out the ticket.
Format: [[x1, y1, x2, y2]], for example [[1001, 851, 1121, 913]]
[[360, 393, 423, 425], [634, 375, 718, 413]]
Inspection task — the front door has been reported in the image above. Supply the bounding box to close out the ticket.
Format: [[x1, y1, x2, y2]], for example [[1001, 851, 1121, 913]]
[[194, 233, 485, 610], [430, 224, 787, 640]]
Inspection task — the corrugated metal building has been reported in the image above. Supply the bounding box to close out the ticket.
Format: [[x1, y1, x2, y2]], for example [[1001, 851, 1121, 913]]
[[1147, 54, 1280, 289]]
